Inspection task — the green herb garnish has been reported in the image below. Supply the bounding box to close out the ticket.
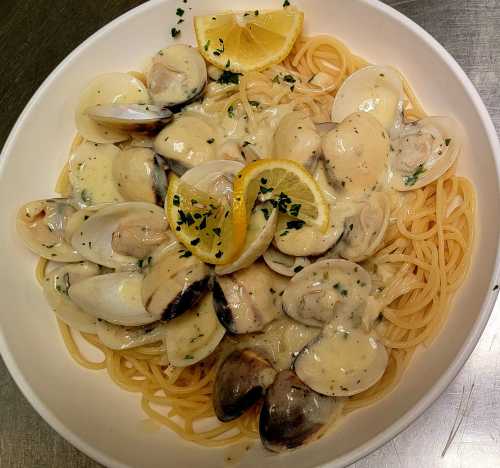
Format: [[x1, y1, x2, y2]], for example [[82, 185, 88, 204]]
[[217, 70, 242, 84], [403, 164, 426, 187]]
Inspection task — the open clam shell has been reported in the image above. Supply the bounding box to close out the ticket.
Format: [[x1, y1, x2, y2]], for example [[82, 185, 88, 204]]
[[331, 65, 404, 136], [86, 103, 173, 133], [70, 202, 168, 270], [16, 198, 83, 262], [282, 259, 372, 328], [147, 44, 207, 108], [389, 116, 462, 191]]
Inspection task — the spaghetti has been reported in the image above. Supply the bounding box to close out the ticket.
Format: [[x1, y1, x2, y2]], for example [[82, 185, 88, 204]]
[[39, 33, 475, 446]]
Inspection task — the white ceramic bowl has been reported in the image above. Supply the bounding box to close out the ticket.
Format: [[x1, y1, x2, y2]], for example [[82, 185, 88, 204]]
[[1, 1, 499, 467]]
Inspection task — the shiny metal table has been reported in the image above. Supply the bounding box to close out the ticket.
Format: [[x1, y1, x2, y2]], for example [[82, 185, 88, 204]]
[[0, 1, 499, 467]]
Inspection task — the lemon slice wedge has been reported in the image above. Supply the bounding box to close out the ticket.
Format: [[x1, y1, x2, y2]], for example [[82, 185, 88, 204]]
[[194, 7, 304, 72], [166, 174, 244, 265], [232, 159, 329, 244]]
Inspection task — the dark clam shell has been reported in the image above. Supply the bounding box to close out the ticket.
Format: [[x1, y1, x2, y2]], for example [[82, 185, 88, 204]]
[[160, 276, 209, 321], [259, 370, 338, 452], [212, 278, 238, 334], [213, 348, 276, 422]]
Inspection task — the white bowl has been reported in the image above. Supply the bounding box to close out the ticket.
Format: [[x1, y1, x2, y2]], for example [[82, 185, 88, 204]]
[[1, 1, 499, 467]]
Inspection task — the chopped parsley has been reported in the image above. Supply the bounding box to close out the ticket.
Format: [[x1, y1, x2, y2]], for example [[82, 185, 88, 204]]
[[204, 40, 210, 51], [334, 282, 349, 297], [172, 194, 180, 206], [259, 185, 273, 194], [190, 333, 205, 343], [274, 192, 292, 213], [283, 74, 296, 83], [279, 230, 289, 236], [261, 208, 270, 220], [225, 59, 230, 68], [179, 250, 192, 258], [213, 38, 225, 56], [289, 203, 301, 217], [445, 138, 451, 146], [227, 105, 235, 118], [283, 0, 290, 6], [272, 75, 280, 84], [215, 250, 223, 258], [171, 27, 181, 38], [190, 238, 200, 246], [184, 354, 194, 360], [254, 10, 259, 15], [177, 210, 194, 226], [293, 265, 303, 273], [249, 100, 260, 107], [80, 190, 92, 204], [212, 227, 221, 236], [206, 138, 215, 144], [198, 217, 207, 230], [403, 164, 426, 187], [217, 70, 242, 84], [286, 219, 305, 230], [176, 7, 184, 16]]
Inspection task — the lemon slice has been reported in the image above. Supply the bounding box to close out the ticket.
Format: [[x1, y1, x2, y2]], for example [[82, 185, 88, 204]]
[[166, 174, 243, 265], [194, 7, 304, 72], [232, 160, 329, 243]]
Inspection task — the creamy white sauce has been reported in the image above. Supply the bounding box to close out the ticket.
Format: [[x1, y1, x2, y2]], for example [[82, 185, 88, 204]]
[[69, 141, 124, 206]]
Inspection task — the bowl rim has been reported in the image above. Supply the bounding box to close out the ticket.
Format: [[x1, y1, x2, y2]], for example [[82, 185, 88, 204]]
[[1, 0, 499, 467]]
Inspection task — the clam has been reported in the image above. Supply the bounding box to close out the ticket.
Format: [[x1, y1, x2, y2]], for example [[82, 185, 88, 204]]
[[16, 198, 83, 262], [259, 370, 340, 452], [147, 44, 207, 108], [96, 319, 168, 350], [164, 293, 225, 367], [43, 261, 100, 333], [75, 72, 150, 144], [389, 116, 461, 191], [213, 261, 288, 334], [263, 246, 310, 277], [70, 202, 169, 270], [112, 148, 169, 205], [273, 111, 321, 172], [273, 204, 344, 257], [141, 239, 210, 321], [335, 192, 390, 262], [237, 316, 320, 371], [215, 202, 277, 275], [282, 259, 372, 328], [179, 160, 245, 204], [213, 348, 276, 422], [68, 271, 157, 326], [68, 141, 125, 207], [322, 112, 390, 199], [294, 321, 388, 397], [331, 65, 404, 136], [85, 103, 173, 133], [154, 115, 219, 175]]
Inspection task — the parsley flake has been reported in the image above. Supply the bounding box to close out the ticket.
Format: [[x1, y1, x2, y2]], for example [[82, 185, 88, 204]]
[[403, 164, 426, 187], [217, 70, 242, 84], [286, 220, 305, 230]]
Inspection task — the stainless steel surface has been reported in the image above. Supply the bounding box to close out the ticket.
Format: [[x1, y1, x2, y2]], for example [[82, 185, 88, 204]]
[[0, 0, 499, 467]]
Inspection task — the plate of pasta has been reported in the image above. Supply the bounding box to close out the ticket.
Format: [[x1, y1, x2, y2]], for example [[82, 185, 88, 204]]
[[1, 1, 499, 467]]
